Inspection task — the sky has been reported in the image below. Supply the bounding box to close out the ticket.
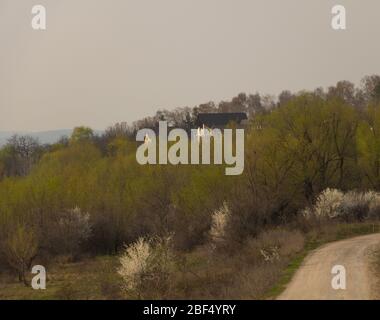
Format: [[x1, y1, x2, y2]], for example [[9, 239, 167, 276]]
[[1, 0, 380, 131]]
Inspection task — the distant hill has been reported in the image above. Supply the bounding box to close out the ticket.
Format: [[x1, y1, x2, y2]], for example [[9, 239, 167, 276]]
[[0, 130, 73, 146]]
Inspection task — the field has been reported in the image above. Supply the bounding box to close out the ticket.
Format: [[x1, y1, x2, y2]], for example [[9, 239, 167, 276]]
[[1, 222, 379, 300]]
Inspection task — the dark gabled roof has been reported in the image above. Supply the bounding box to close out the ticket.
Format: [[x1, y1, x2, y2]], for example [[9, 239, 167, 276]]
[[196, 112, 247, 127]]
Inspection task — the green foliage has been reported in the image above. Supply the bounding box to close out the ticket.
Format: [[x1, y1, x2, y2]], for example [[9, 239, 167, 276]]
[[70, 126, 94, 144], [357, 105, 380, 188]]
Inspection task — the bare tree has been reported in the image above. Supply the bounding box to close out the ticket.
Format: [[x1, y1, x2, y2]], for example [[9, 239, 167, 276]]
[[3, 135, 42, 176]]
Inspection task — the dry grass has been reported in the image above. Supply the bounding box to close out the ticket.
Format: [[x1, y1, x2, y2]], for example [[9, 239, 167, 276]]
[[0, 255, 123, 300], [167, 229, 305, 299]]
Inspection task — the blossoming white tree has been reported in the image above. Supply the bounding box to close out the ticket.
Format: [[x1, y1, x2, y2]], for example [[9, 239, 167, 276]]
[[210, 202, 231, 244], [303, 188, 380, 220], [118, 237, 151, 294], [118, 235, 174, 298]]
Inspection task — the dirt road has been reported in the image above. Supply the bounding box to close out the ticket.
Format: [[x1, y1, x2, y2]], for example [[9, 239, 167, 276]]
[[278, 233, 380, 300]]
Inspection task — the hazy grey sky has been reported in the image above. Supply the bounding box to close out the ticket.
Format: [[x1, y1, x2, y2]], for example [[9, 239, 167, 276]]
[[1, 0, 379, 131]]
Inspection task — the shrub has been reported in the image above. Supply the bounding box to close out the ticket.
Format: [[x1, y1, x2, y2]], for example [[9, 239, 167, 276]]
[[340, 191, 373, 221], [148, 236, 175, 296], [1, 225, 39, 285], [118, 235, 175, 299], [118, 237, 151, 296], [313, 188, 344, 219], [209, 202, 230, 245], [368, 192, 380, 219], [302, 189, 380, 222], [46, 207, 92, 258]]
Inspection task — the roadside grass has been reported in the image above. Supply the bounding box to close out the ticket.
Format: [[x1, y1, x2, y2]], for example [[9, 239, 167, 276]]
[[265, 222, 380, 299], [263, 240, 320, 299]]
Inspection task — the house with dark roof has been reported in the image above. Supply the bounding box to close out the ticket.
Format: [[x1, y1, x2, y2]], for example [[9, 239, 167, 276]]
[[195, 112, 248, 129]]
